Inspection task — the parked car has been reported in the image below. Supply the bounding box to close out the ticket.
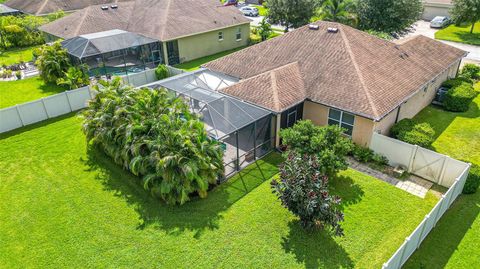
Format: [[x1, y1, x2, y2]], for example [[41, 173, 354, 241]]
[[432, 86, 449, 105], [239, 6, 259, 16], [430, 16, 450, 28], [223, 0, 238, 6]]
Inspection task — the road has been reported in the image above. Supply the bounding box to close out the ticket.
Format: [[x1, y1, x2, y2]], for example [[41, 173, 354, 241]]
[[402, 20, 480, 63]]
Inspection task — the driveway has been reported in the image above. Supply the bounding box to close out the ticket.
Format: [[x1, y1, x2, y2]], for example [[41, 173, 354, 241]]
[[402, 20, 480, 63]]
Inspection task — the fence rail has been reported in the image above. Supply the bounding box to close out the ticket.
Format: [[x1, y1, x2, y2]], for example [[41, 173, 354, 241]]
[[370, 133, 471, 269], [0, 66, 185, 134]]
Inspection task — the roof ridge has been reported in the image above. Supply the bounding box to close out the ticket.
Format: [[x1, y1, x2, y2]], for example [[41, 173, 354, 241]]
[[270, 67, 280, 111], [159, 0, 173, 40], [37, 0, 49, 15], [339, 25, 380, 118], [74, 8, 90, 37]]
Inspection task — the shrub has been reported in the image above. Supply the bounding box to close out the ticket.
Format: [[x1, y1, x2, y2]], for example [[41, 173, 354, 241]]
[[56, 65, 90, 89], [460, 64, 480, 81], [397, 122, 436, 147], [443, 82, 477, 112], [372, 153, 389, 166], [35, 42, 71, 84], [82, 78, 224, 205], [441, 77, 472, 89], [271, 152, 344, 235], [390, 118, 415, 138], [155, 64, 169, 80], [280, 120, 353, 176], [352, 144, 374, 163], [15, 71, 21, 80], [463, 164, 480, 194], [249, 33, 262, 45]]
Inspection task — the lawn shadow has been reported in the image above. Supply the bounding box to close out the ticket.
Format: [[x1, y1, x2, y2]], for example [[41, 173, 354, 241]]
[[83, 145, 282, 238], [37, 79, 67, 95], [453, 31, 480, 46], [404, 192, 480, 268], [282, 220, 354, 269], [330, 174, 365, 209]]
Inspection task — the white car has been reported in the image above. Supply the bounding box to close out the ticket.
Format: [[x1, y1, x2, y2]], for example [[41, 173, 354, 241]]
[[430, 16, 450, 28], [239, 6, 259, 17]]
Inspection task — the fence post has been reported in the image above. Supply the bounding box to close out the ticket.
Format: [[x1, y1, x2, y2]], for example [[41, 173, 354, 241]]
[[40, 98, 50, 118], [15, 105, 25, 126], [437, 156, 449, 186], [64, 91, 73, 111], [398, 237, 410, 267], [407, 145, 418, 173]]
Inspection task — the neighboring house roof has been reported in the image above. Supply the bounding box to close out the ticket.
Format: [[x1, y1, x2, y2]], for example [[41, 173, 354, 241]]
[[220, 62, 306, 112], [205, 21, 466, 121], [4, 0, 130, 15], [0, 3, 19, 14], [39, 0, 250, 41], [61, 29, 158, 58]]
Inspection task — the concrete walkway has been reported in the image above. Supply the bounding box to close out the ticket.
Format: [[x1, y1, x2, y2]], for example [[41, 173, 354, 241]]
[[348, 158, 434, 198]]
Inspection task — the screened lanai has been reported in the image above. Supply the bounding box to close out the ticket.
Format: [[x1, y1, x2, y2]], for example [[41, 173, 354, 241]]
[[147, 69, 277, 178], [61, 29, 163, 77]]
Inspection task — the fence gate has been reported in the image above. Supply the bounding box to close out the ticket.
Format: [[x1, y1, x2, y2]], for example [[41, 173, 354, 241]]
[[410, 147, 447, 183]]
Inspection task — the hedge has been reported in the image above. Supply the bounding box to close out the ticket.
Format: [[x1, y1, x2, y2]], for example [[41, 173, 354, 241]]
[[443, 82, 477, 112], [390, 119, 435, 148], [460, 64, 480, 81], [441, 77, 472, 89], [463, 163, 480, 194]]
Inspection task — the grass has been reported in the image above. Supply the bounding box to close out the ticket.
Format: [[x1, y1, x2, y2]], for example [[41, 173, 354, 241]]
[[0, 115, 438, 268], [0, 45, 40, 66], [253, 5, 268, 16], [435, 22, 480, 46], [404, 82, 480, 268], [174, 46, 246, 71], [0, 77, 66, 108]]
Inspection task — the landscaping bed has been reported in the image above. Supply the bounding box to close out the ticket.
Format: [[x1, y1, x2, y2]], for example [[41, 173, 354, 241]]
[[0, 77, 66, 109], [0, 115, 438, 268]]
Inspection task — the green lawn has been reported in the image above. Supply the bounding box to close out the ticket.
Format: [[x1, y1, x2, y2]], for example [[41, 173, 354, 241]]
[[0, 115, 438, 268], [253, 5, 268, 16], [0, 45, 39, 66], [435, 22, 480, 46], [0, 77, 66, 108], [404, 84, 480, 268], [174, 46, 246, 71]]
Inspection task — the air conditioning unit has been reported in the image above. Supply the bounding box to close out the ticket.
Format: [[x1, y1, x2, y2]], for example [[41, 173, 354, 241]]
[[327, 27, 338, 33], [308, 24, 319, 30], [111, 4, 118, 9]]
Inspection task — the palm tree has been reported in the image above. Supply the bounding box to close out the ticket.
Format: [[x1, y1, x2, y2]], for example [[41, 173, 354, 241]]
[[319, 0, 357, 26]]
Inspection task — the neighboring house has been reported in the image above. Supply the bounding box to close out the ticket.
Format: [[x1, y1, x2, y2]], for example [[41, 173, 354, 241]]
[[204, 21, 466, 146], [39, 0, 251, 66], [3, 0, 130, 15], [422, 0, 453, 21], [0, 4, 21, 16]]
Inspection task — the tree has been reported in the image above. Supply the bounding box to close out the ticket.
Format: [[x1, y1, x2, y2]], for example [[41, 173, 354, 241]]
[[35, 42, 71, 84], [0, 15, 47, 49], [56, 65, 90, 89], [280, 120, 353, 176], [258, 18, 273, 41], [155, 64, 170, 80], [451, 0, 480, 34], [271, 152, 344, 235], [319, 0, 357, 26], [267, 0, 319, 32], [356, 0, 422, 33], [82, 78, 224, 205]]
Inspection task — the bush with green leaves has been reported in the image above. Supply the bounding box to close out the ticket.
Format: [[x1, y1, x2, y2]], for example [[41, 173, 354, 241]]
[[372, 153, 389, 166], [155, 64, 170, 80], [0, 15, 48, 49], [280, 120, 353, 176], [271, 152, 344, 235], [460, 64, 480, 81], [391, 119, 436, 147], [82, 78, 224, 205], [443, 82, 477, 112], [56, 65, 90, 89], [441, 77, 472, 88], [35, 42, 71, 84], [463, 163, 480, 194], [351, 144, 373, 163]]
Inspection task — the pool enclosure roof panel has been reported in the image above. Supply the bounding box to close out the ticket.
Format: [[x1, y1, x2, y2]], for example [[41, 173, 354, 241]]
[[148, 69, 271, 139], [61, 29, 159, 59]]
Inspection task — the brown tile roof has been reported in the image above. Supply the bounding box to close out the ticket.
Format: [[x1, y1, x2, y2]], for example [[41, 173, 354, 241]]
[[220, 62, 306, 112], [205, 21, 466, 120], [39, 0, 250, 41], [4, 0, 130, 15]]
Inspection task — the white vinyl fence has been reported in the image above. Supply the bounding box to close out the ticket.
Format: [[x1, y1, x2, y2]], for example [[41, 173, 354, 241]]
[[0, 66, 185, 134], [370, 133, 471, 269]]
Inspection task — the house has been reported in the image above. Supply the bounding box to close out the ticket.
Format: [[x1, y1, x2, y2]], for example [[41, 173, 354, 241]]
[[3, 0, 130, 15], [422, 0, 453, 21], [203, 21, 466, 146], [39, 0, 251, 66]]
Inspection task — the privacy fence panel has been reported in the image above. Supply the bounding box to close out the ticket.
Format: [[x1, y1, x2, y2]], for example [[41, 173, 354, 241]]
[[0, 106, 23, 132], [43, 94, 71, 117], [17, 100, 48, 125], [66, 87, 91, 110], [376, 131, 471, 269]]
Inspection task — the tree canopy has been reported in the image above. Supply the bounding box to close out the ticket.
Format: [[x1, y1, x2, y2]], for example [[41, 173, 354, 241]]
[[267, 0, 319, 31], [318, 0, 357, 26], [82, 78, 224, 205], [450, 0, 480, 33], [0, 15, 48, 49], [356, 0, 422, 33], [34, 42, 71, 84]]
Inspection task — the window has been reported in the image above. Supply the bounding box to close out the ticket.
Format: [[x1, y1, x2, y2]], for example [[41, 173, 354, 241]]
[[218, 31, 223, 41], [236, 28, 242, 41], [328, 108, 355, 136]]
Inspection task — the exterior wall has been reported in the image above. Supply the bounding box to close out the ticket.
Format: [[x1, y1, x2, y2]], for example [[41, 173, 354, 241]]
[[373, 107, 399, 136], [302, 101, 328, 126], [422, 3, 452, 21], [175, 23, 250, 63]]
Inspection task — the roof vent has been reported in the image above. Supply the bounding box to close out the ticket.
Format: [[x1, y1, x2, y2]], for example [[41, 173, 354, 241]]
[[111, 4, 118, 9], [327, 27, 338, 33], [308, 24, 319, 30], [101, 5, 109, 10]]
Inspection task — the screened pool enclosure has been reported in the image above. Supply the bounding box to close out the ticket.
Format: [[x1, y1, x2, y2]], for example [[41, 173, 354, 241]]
[[62, 29, 164, 77], [146, 69, 277, 178]]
